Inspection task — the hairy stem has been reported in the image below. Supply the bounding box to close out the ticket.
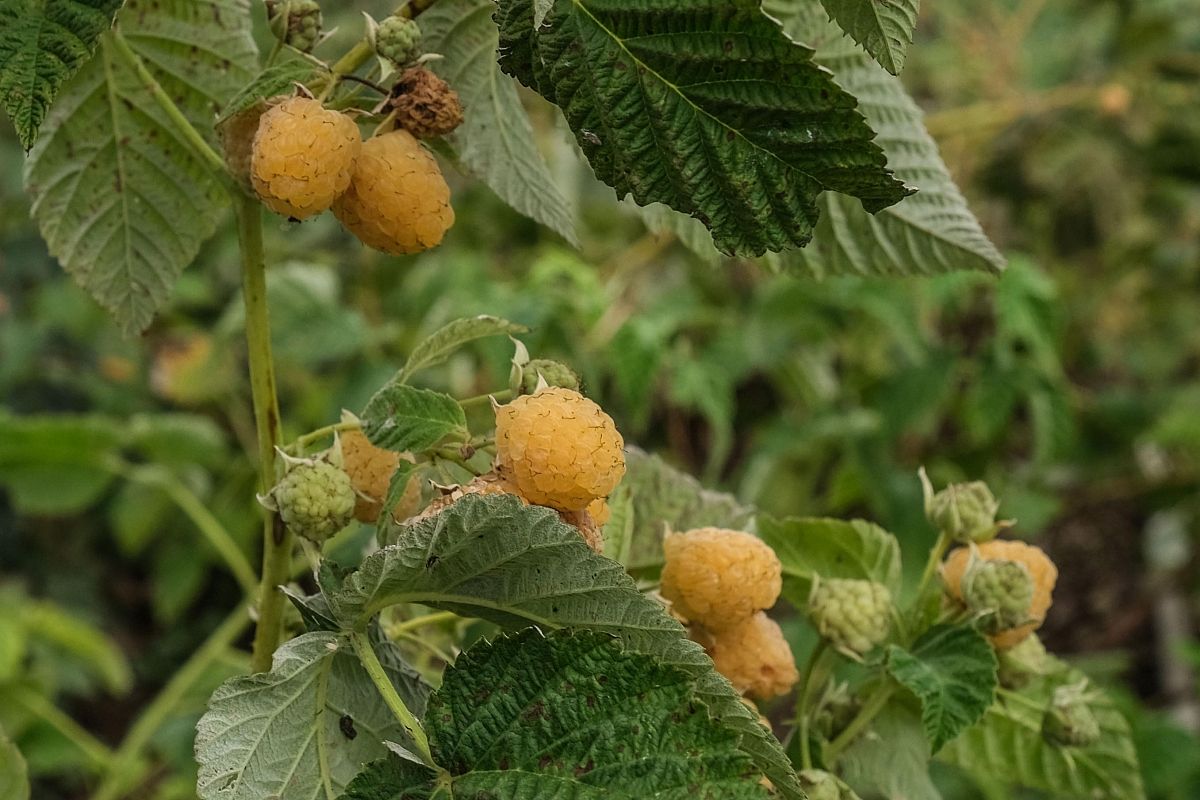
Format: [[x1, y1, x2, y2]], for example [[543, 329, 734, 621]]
[[795, 641, 829, 771], [824, 682, 896, 765], [350, 631, 440, 771], [90, 605, 251, 800], [236, 195, 288, 674]]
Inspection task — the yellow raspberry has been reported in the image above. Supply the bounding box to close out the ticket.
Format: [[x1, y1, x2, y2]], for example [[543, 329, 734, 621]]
[[695, 612, 799, 700], [250, 96, 361, 219], [942, 539, 1058, 649], [340, 430, 416, 523], [586, 497, 611, 527], [332, 129, 454, 255], [493, 388, 625, 512], [660, 527, 782, 631]]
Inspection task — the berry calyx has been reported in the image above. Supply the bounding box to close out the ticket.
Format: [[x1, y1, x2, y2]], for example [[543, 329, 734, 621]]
[[659, 527, 782, 631], [807, 578, 892, 659], [695, 612, 798, 700], [921, 468, 1006, 544], [942, 539, 1058, 650]]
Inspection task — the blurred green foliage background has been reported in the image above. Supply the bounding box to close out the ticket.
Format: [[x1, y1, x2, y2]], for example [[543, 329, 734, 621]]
[[2, 0, 1199, 798]]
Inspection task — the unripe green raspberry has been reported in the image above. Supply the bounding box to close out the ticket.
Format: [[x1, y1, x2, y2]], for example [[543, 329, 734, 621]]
[[798, 770, 862, 800], [518, 359, 581, 395], [962, 558, 1035, 634], [1043, 682, 1101, 747], [376, 16, 422, 65], [921, 468, 1003, 543], [808, 578, 892, 659], [997, 633, 1050, 689], [269, 460, 354, 543], [267, 0, 322, 53]]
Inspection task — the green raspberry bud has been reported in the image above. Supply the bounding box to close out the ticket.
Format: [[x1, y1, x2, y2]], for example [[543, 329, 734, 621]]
[[519, 359, 581, 395], [997, 633, 1050, 689], [266, 0, 323, 53], [1043, 682, 1101, 747], [962, 558, 1034, 634], [267, 458, 355, 543], [798, 770, 862, 800], [920, 468, 1004, 544], [375, 16, 423, 66], [808, 578, 892, 659]]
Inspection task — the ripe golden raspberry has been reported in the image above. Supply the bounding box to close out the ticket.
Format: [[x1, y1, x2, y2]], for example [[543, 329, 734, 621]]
[[250, 96, 361, 219], [493, 388, 625, 512], [340, 429, 416, 523], [695, 612, 798, 700], [332, 129, 454, 255], [660, 528, 782, 631], [942, 539, 1058, 649]]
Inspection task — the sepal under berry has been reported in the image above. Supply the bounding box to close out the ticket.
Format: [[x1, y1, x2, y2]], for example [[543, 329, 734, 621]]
[[920, 467, 1007, 544], [807, 577, 892, 659]]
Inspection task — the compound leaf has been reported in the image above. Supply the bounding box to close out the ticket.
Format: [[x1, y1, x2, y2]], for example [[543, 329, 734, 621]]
[[0, 0, 124, 149], [23, 0, 257, 335], [196, 632, 430, 800], [885, 624, 998, 752], [421, 0, 577, 243], [816, 0, 919, 75], [496, 0, 910, 257], [758, 515, 901, 607], [330, 494, 806, 799]]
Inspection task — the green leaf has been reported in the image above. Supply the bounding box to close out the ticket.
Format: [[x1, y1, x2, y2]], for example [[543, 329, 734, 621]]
[[0, 413, 121, 514], [25, 600, 134, 694], [330, 494, 806, 799], [758, 515, 901, 608], [840, 703, 940, 800], [217, 58, 319, 123], [360, 385, 468, 453], [0, 726, 29, 800], [939, 662, 1145, 800], [620, 447, 755, 573], [765, 3, 1004, 277], [420, 0, 577, 243], [397, 315, 528, 383], [885, 624, 998, 752], [23, 0, 257, 335], [355, 629, 769, 798], [817, 0, 919, 75], [0, 0, 124, 149], [196, 632, 431, 800], [496, 0, 911, 257], [340, 754, 434, 799]]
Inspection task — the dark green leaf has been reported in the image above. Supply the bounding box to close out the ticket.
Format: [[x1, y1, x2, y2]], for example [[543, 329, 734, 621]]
[[0, 0, 124, 149], [817, 0, 919, 74], [339, 754, 434, 800], [758, 515, 901, 607], [360, 385, 467, 453], [496, 0, 911, 256], [886, 624, 998, 752]]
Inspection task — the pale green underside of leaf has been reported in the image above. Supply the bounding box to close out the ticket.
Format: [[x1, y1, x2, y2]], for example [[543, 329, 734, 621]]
[[420, 0, 578, 244], [23, 0, 257, 335], [196, 632, 430, 800], [334, 494, 806, 799], [885, 624, 998, 753], [0, 0, 124, 149], [840, 703, 941, 800], [0, 725, 30, 800], [939, 660, 1146, 800], [497, 0, 910, 257], [398, 315, 529, 383], [816, 0, 919, 75], [643, 2, 1003, 277], [758, 515, 901, 608]]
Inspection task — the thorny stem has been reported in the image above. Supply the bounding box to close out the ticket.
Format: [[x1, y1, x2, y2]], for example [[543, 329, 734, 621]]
[[90, 605, 252, 800], [237, 195, 288, 674], [795, 641, 829, 771], [350, 631, 442, 772], [824, 682, 896, 765]]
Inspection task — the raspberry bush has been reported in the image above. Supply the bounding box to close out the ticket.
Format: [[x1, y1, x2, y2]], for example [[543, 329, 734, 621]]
[[0, 1, 1156, 799]]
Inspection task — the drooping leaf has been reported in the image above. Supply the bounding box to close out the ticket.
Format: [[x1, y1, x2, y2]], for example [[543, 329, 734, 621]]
[[758, 515, 901, 608], [360, 385, 467, 453], [420, 0, 577, 243], [23, 0, 257, 335], [816, 0, 919, 75], [397, 315, 528, 383], [0, 726, 29, 800], [619, 447, 755, 573], [939, 661, 1145, 800], [330, 494, 806, 799], [346, 629, 769, 798], [196, 632, 430, 800], [0, 0, 124, 149], [885, 624, 998, 752], [840, 703, 941, 800], [496, 0, 911, 257]]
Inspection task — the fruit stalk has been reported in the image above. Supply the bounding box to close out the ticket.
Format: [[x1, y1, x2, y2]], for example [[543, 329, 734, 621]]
[[350, 631, 440, 771]]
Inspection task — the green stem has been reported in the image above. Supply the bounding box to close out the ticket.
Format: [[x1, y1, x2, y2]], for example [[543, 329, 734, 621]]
[[9, 688, 114, 770], [350, 631, 440, 772], [459, 389, 511, 410], [107, 29, 229, 183], [909, 530, 954, 632], [118, 464, 258, 595], [824, 683, 896, 766], [90, 605, 251, 800], [386, 610, 459, 636], [237, 195, 288, 674], [795, 641, 828, 771], [285, 420, 362, 455]]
